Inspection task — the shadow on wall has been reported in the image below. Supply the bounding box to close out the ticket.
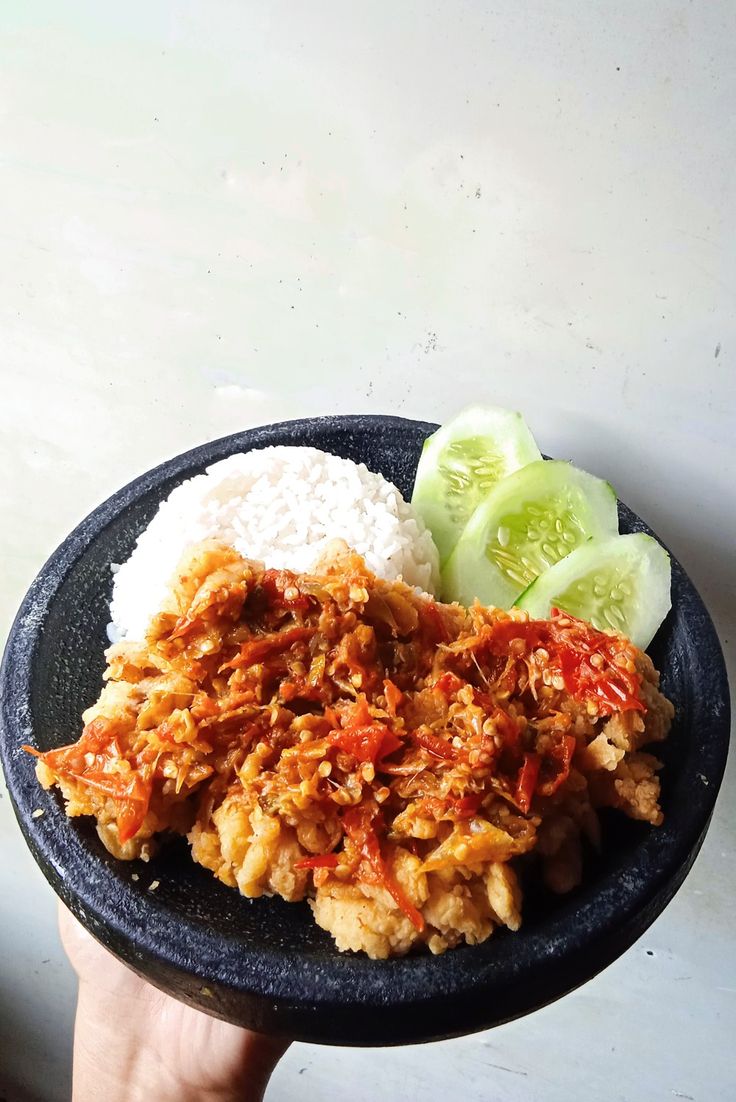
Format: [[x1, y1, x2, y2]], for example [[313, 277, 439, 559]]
[[0, 989, 71, 1102], [561, 414, 735, 679]]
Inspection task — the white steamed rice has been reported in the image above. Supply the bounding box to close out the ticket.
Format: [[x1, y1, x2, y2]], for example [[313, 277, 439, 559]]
[[109, 446, 440, 641]]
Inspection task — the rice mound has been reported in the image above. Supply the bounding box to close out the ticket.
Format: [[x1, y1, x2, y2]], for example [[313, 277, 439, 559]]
[[109, 446, 440, 641]]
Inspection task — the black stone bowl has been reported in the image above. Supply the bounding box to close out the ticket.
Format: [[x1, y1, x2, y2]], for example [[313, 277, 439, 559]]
[[0, 415, 730, 1046]]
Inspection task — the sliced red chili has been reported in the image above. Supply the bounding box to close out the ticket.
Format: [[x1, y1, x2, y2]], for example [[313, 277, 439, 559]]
[[482, 612, 645, 716], [556, 638, 643, 715], [342, 806, 425, 932], [383, 679, 403, 717], [294, 853, 340, 870], [223, 626, 316, 670], [116, 799, 149, 845], [279, 677, 324, 704], [29, 717, 119, 774], [453, 793, 483, 819], [433, 672, 464, 697], [329, 696, 403, 764], [514, 752, 541, 814], [330, 724, 402, 764], [27, 718, 153, 844], [260, 569, 314, 613], [411, 727, 457, 761], [77, 770, 152, 842]]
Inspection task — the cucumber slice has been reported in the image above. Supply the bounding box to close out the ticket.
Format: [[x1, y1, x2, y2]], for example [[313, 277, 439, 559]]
[[411, 405, 541, 565], [441, 459, 618, 608], [516, 533, 671, 649]]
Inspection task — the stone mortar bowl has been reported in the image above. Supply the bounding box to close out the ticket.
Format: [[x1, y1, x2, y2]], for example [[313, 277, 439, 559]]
[[0, 415, 730, 1045]]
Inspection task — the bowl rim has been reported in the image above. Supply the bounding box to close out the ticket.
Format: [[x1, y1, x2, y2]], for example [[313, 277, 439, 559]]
[[1, 413, 731, 1045]]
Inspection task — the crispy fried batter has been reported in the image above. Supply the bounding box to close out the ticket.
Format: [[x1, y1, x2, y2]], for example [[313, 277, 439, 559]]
[[32, 540, 673, 958]]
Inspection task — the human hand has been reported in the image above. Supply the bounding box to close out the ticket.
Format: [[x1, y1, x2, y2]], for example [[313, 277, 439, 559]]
[[59, 903, 289, 1102]]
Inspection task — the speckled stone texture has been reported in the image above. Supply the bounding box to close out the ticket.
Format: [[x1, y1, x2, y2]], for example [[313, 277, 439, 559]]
[[0, 415, 730, 1045]]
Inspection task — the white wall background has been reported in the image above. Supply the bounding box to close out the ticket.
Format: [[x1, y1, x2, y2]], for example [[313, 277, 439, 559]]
[[1, 3, 734, 1100]]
